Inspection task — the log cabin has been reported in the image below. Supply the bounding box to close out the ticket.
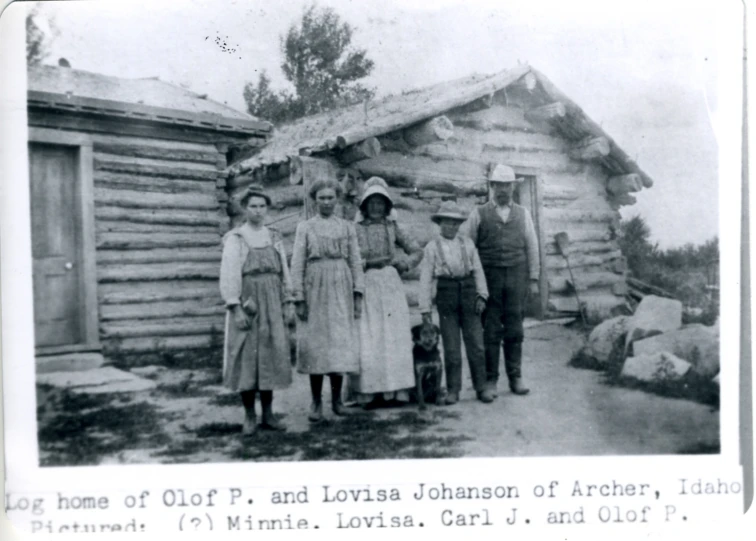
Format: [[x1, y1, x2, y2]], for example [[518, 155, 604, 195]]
[[226, 64, 653, 325], [27, 64, 271, 369]]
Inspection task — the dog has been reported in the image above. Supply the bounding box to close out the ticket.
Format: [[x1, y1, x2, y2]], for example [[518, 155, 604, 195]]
[[410, 321, 445, 410]]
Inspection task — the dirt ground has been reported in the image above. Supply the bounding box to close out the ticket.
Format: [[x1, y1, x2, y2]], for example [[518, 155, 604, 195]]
[[36, 323, 719, 466]]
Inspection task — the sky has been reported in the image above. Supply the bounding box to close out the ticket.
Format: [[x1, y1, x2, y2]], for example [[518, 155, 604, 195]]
[[24, 0, 739, 248]]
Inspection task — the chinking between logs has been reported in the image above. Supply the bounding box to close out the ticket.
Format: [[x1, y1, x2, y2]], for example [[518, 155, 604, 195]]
[[321, 483, 520, 503]]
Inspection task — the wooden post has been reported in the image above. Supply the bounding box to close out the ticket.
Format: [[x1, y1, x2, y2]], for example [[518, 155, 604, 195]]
[[524, 102, 566, 124], [403, 116, 454, 146], [337, 137, 381, 165], [569, 136, 610, 161], [607, 173, 643, 195]]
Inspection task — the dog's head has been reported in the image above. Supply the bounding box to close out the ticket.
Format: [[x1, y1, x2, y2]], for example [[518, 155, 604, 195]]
[[412, 322, 440, 352]]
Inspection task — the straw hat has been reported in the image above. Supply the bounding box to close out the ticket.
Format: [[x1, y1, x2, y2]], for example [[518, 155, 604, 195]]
[[431, 201, 467, 223], [239, 185, 271, 206], [489, 164, 524, 183], [359, 176, 394, 212]]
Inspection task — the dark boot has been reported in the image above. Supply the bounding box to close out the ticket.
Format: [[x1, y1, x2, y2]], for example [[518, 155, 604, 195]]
[[330, 375, 348, 416], [260, 391, 285, 431], [240, 391, 257, 436], [504, 341, 530, 395], [309, 375, 324, 422]]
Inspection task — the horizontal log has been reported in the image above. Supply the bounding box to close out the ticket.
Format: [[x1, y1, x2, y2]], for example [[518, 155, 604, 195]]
[[548, 271, 624, 293], [542, 185, 580, 201], [103, 334, 220, 353], [542, 207, 619, 224], [403, 116, 454, 146], [91, 133, 221, 153], [547, 291, 625, 314], [93, 143, 220, 165], [569, 136, 610, 161], [98, 262, 220, 282], [606, 173, 643, 195], [447, 105, 544, 133], [545, 250, 623, 270], [94, 187, 218, 210], [94, 157, 222, 181], [95, 206, 221, 226], [99, 280, 220, 305], [96, 247, 222, 265], [544, 227, 613, 244], [357, 153, 489, 192], [94, 151, 220, 172], [94, 171, 216, 194], [524, 102, 566, 124], [96, 232, 221, 250], [101, 316, 224, 339], [608, 193, 638, 208], [450, 126, 568, 153], [544, 240, 620, 256], [96, 220, 219, 235], [337, 137, 381, 164], [100, 300, 225, 321]]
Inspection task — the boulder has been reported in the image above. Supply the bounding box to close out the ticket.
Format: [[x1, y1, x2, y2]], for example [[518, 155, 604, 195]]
[[586, 315, 630, 364], [621, 352, 691, 382], [632, 324, 720, 377], [625, 295, 683, 353]]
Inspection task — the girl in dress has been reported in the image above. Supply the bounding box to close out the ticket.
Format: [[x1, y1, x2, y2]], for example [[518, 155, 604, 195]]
[[220, 186, 294, 436], [290, 179, 364, 422], [352, 177, 423, 409]]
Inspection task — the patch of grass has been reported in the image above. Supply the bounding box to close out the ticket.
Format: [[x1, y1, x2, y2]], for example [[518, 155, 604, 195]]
[[208, 393, 241, 407], [677, 441, 720, 454], [154, 380, 216, 399], [37, 392, 171, 467], [610, 371, 719, 408]]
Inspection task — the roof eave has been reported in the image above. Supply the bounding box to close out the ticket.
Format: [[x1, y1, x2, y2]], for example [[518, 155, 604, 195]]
[[28, 90, 273, 136]]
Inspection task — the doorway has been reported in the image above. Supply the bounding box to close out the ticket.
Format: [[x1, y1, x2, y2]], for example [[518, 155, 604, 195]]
[[28, 129, 100, 356]]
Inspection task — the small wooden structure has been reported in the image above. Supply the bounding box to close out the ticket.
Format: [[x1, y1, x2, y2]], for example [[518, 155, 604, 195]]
[[226, 64, 653, 322], [27, 65, 271, 367]]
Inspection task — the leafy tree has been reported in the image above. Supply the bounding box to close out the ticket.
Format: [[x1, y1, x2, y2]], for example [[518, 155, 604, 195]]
[[244, 3, 375, 124], [26, 9, 51, 66], [617, 214, 658, 278]]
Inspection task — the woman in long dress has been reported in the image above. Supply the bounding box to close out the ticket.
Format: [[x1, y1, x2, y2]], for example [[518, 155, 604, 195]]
[[351, 177, 423, 409], [220, 186, 294, 436], [290, 179, 364, 423]]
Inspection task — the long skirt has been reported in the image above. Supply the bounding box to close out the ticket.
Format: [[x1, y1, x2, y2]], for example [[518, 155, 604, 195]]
[[350, 266, 415, 398], [223, 273, 292, 391], [296, 259, 359, 374]]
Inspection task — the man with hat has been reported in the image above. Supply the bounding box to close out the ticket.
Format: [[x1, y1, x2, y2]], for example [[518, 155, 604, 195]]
[[459, 164, 540, 397], [419, 200, 491, 404]]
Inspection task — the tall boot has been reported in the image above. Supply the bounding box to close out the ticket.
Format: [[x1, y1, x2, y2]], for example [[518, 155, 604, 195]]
[[240, 390, 257, 436], [260, 391, 285, 431], [504, 341, 530, 395], [309, 375, 324, 422], [330, 375, 348, 416]]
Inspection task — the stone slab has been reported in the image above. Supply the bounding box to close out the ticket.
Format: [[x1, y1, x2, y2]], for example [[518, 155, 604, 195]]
[[36, 352, 105, 374]]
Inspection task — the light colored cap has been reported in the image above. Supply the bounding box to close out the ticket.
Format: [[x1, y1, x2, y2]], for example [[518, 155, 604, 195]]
[[359, 176, 394, 210], [431, 200, 467, 223], [489, 164, 523, 183]]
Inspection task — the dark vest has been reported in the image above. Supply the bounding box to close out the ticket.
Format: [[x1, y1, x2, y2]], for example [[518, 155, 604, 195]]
[[476, 201, 528, 268]]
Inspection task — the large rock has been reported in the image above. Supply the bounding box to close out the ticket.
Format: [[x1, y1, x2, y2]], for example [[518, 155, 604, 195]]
[[632, 324, 720, 377], [625, 295, 683, 353], [587, 315, 630, 364], [621, 352, 692, 382]]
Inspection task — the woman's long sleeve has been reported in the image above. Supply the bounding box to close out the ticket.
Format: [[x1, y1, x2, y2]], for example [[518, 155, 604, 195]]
[[394, 222, 423, 269], [346, 222, 365, 294], [219, 233, 245, 307], [290, 222, 308, 302]]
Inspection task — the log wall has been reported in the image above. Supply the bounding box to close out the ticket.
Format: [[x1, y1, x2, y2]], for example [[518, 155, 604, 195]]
[[231, 102, 626, 321], [87, 133, 231, 360]]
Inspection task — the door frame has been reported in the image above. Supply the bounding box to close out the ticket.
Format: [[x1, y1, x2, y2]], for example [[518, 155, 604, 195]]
[[512, 166, 548, 319], [29, 127, 100, 354]]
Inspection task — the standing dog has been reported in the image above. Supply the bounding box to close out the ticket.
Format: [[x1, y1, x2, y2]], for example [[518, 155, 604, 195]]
[[411, 322, 445, 409]]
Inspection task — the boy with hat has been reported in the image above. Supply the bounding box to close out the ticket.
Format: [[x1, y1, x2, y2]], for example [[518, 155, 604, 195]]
[[419, 201, 492, 404], [459, 164, 540, 397]]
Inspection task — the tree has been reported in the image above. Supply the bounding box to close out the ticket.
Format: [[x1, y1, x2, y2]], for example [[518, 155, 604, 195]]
[[26, 9, 49, 65], [617, 215, 658, 278], [244, 3, 375, 124]]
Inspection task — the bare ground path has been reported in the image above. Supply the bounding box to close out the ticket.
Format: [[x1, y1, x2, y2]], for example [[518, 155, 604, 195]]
[[37, 323, 719, 466]]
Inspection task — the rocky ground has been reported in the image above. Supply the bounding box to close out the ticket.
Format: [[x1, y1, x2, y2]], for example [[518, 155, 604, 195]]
[[36, 322, 720, 466]]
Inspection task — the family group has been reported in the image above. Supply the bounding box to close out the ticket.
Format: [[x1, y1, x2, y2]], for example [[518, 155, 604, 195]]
[[219, 164, 540, 435]]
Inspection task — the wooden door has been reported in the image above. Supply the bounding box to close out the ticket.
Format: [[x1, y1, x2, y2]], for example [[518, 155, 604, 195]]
[[515, 176, 547, 319], [29, 143, 85, 347]]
